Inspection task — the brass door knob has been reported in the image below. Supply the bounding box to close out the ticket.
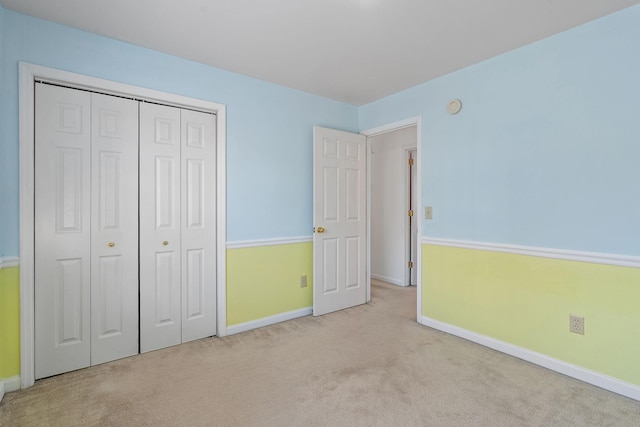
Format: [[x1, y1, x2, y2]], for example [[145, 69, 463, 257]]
[[107, 242, 115, 247], [162, 241, 169, 246], [316, 227, 325, 233]]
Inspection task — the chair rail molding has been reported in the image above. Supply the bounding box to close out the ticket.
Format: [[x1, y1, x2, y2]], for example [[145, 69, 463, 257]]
[[422, 237, 640, 268], [0, 257, 20, 269]]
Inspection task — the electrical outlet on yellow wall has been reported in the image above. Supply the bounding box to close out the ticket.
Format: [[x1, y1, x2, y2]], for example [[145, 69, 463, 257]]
[[570, 314, 584, 335]]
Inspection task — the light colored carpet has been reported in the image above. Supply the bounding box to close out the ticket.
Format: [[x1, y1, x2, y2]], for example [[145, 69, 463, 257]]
[[1, 280, 639, 426]]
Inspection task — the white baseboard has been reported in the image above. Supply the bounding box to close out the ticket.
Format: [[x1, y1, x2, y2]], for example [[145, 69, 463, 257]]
[[371, 274, 404, 286], [420, 316, 640, 402], [227, 307, 312, 335], [0, 376, 21, 403]]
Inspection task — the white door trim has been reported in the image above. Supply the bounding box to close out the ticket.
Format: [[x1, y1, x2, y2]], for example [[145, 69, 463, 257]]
[[19, 62, 228, 388], [405, 147, 418, 287], [361, 117, 422, 322]]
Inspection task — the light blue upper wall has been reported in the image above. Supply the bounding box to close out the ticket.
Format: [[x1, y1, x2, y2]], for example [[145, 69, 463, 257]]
[[0, 10, 359, 256], [360, 6, 640, 257]]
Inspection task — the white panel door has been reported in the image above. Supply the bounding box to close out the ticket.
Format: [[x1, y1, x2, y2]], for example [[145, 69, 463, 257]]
[[35, 83, 92, 379], [140, 103, 182, 352], [313, 126, 367, 316], [90, 93, 139, 364], [180, 109, 216, 342]]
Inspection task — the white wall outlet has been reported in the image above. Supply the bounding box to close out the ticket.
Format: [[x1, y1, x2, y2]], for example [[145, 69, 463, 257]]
[[425, 206, 433, 220], [570, 314, 584, 335], [300, 275, 307, 288]]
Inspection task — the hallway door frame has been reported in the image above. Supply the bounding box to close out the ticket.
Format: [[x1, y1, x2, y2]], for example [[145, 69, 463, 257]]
[[361, 117, 421, 320]]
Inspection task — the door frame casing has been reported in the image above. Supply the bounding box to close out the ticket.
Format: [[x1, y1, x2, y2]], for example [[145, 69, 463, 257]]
[[406, 147, 418, 287], [18, 62, 228, 388], [361, 117, 421, 318]]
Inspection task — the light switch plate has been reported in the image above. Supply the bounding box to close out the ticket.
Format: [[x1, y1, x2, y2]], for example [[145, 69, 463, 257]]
[[425, 206, 433, 220]]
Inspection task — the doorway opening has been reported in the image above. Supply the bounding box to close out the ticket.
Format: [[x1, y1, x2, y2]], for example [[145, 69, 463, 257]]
[[362, 118, 421, 320], [369, 126, 417, 286]]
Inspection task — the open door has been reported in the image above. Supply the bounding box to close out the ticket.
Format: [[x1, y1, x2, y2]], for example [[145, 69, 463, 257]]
[[313, 126, 367, 316]]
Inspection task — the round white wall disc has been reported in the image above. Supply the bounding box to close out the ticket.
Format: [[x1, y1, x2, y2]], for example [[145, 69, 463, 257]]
[[447, 99, 462, 114]]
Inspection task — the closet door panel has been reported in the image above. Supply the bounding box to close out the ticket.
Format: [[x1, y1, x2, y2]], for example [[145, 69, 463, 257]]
[[140, 103, 182, 352], [181, 110, 216, 342], [90, 93, 139, 364], [35, 83, 92, 379]]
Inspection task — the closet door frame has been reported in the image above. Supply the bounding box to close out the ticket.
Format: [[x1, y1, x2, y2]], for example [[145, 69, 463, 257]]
[[18, 62, 228, 389]]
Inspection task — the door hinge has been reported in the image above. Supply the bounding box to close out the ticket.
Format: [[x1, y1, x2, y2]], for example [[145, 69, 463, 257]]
[[409, 158, 414, 166], [408, 261, 414, 268], [408, 210, 413, 217]]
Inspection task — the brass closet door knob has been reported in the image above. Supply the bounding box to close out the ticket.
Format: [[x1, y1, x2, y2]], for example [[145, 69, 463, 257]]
[[316, 227, 325, 233]]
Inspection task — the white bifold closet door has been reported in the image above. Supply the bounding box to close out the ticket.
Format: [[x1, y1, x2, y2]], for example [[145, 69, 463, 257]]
[[139, 103, 216, 353], [35, 83, 139, 379]]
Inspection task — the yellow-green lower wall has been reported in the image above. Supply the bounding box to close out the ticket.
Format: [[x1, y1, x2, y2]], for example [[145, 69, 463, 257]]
[[0, 244, 312, 380], [0, 266, 20, 379], [422, 244, 640, 386], [226, 243, 313, 326], [10, 243, 636, 387]]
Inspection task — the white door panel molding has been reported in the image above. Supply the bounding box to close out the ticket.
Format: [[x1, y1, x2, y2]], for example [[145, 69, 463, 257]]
[[313, 126, 367, 316]]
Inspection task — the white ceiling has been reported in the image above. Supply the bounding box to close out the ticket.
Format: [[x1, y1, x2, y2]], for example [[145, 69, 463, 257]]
[[2, 0, 639, 105]]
